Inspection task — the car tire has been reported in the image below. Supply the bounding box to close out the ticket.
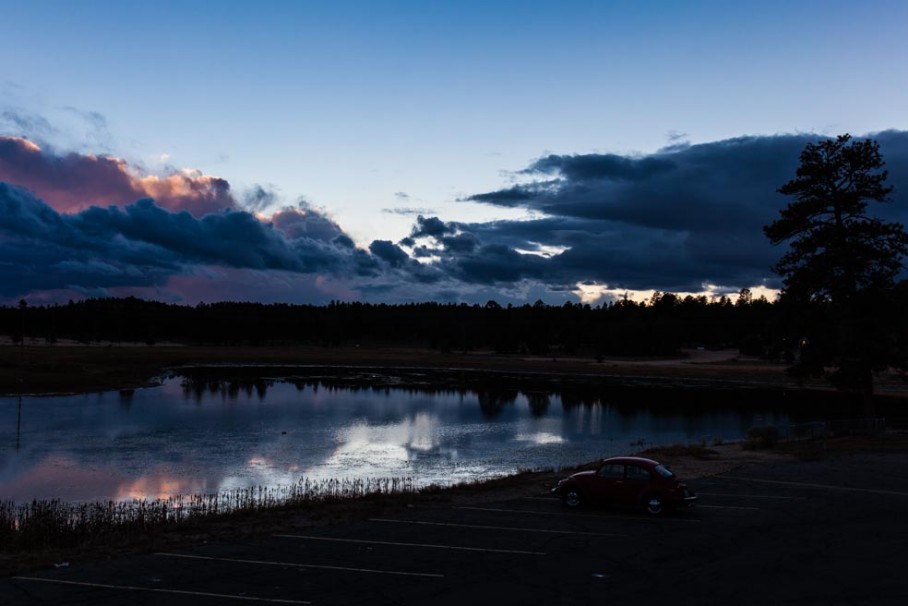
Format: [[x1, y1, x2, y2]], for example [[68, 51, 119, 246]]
[[643, 494, 665, 516], [562, 488, 583, 508]]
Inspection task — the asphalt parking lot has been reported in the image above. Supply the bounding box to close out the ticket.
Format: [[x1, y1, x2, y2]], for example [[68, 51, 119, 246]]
[[4, 453, 908, 605]]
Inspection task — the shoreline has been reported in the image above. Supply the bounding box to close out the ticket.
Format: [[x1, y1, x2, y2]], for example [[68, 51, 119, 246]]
[[5, 342, 905, 398], [0, 442, 813, 574], [3, 434, 906, 578], [3, 343, 907, 579]]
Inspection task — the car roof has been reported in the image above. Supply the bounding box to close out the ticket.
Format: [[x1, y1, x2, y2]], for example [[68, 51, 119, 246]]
[[600, 456, 661, 467]]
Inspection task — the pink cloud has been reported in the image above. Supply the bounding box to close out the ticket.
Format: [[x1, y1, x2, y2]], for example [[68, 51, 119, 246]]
[[2, 455, 128, 502], [0, 135, 236, 216]]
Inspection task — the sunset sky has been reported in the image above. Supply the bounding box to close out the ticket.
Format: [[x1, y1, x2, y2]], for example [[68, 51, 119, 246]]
[[2, 0, 907, 306]]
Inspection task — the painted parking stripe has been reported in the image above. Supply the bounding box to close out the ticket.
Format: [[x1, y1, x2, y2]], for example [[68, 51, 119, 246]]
[[156, 552, 444, 578], [369, 518, 626, 537], [275, 534, 546, 556], [455, 506, 702, 523], [13, 577, 311, 604], [698, 492, 807, 500], [723, 476, 908, 497]]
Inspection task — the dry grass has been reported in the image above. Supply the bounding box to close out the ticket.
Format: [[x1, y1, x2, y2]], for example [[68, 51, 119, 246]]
[[0, 478, 415, 554]]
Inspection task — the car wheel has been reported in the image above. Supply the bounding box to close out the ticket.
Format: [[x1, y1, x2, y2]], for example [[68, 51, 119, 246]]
[[643, 494, 665, 516], [562, 488, 583, 508]]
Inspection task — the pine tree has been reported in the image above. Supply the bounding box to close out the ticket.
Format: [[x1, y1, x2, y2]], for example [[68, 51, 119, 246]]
[[765, 134, 908, 396]]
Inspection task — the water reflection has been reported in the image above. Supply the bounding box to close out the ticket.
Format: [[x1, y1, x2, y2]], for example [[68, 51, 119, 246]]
[[526, 392, 551, 417], [1, 377, 801, 504], [15, 395, 22, 451], [477, 390, 518, 418]]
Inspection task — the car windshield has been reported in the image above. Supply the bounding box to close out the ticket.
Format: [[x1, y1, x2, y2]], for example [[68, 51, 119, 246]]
[[654, 464, 675, 478]]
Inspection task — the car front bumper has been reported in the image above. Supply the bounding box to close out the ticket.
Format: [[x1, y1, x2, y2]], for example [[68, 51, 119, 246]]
[[678, 495, 698, 508]]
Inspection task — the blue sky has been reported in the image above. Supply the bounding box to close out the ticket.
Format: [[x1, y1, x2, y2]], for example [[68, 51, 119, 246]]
[[1, 1, 907, 305]]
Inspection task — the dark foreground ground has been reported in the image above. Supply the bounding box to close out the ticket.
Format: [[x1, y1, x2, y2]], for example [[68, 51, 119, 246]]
[[3, 449, 907, 606]]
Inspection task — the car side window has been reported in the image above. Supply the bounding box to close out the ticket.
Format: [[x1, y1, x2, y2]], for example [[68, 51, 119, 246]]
[[597, 464, 625, 479], [625, 465, 652, 481]]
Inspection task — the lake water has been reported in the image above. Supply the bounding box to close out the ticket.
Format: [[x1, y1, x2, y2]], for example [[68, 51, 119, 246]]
[[0, 377, 791, 504]]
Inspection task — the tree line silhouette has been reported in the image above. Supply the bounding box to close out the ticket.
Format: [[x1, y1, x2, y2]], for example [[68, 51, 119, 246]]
[[5, 290, 904, 365]]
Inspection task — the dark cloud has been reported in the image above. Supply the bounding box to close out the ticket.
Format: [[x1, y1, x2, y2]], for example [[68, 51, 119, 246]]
[[466, 185, 538, 207], [332, 234, 356, 248], [369, 240, 410, 267], [417, 131, 908, 294], [270, 204, 346, 242], [410, 245, 435, 258], [0, 182, 382, 299], [439, 232, 479, 253], [526, 153, 676, 182], [443, 244, 548, 285], [410, 215, 456, 238]]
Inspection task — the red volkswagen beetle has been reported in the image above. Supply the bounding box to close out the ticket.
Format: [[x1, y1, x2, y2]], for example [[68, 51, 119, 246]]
[[552, 456, 697, 516]]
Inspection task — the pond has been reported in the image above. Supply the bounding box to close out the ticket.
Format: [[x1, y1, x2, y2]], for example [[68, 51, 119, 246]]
[[0, 374, 792, 504]]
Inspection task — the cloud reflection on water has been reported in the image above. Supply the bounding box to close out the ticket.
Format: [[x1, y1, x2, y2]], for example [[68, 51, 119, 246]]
[[0, 378, 791, 503]]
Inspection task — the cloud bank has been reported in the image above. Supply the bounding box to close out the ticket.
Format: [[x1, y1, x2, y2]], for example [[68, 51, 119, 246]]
[[399, 131, 908, 296], [0, 136, 237, 217], [0, 182, 384, 300], [0, 137, 392, 303], [2, 131, 907, 305]]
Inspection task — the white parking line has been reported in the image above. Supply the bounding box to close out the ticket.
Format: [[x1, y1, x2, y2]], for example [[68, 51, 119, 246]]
[[156, 552, 444, 578], [274, 534, 546, 555], [12, 577, 311, 604], [698, 492, 807, 500], [369, 518, 626, 537], [455, 506, 702, 523], [723, 476, 908, 497]]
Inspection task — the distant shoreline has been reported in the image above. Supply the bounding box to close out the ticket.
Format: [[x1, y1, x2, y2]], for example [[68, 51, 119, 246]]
[[0, 343, 791, 396], [1, 343, 906, 401]]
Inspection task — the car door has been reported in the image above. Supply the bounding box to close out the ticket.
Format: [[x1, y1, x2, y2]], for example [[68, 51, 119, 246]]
[[590, 463, 626, 504], [618, 463, 654, 505]]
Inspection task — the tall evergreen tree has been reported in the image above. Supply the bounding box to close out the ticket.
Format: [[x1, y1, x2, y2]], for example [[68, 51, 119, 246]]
[[765, 134, 908, 395]]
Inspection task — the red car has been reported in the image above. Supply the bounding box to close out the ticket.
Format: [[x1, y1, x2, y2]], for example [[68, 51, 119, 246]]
[[552, 456, 697, 516]]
